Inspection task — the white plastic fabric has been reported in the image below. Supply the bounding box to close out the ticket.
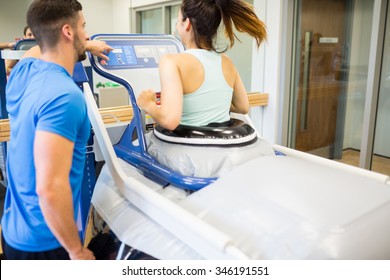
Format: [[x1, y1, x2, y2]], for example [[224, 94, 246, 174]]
[[92, 159, 204, 260], [92, 156, 390, 259], [146, 132, 275, 177]]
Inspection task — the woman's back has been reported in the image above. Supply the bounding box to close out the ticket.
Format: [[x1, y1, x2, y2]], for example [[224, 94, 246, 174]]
[[172, 49, 234, 126], [173, 50, 236, 93]]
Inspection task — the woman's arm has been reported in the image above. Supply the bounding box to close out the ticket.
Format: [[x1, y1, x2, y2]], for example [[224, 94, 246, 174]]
[[137, 55, 183, 130], [230, 67, 249, 114], [0, 42, 15, 49], [221, 54, 249, 114], [230, 73, 249, 114], [5, 59, 18, 75]]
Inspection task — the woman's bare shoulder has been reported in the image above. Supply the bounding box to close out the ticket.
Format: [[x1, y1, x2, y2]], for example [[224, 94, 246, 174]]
[[221, 53, 235, 67], [221, 53, 238, 87], [21, 45, 41, 59], [162, 52, 196, 62]]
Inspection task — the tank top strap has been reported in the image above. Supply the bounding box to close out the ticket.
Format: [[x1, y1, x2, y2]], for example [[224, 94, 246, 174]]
[[185, 49, 223, 83]]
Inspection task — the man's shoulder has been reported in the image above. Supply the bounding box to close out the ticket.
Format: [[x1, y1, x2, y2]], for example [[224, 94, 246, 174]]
[[9, 57, 36, 73], [6, 58, 37, 91], [18, 57, 37, 65]]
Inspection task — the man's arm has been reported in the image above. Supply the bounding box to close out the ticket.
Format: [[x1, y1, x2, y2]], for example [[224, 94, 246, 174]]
[[20, 41, 113, 61], [34, 131, 95, 260], [86, 40, 113, 61]]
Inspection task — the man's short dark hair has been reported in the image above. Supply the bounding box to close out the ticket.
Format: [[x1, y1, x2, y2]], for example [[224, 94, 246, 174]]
[[27, 0, 82, 49]]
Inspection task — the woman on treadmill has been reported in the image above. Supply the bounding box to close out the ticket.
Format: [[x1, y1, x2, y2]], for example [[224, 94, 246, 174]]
[[137, 0, 273, 177], [137, 0, 267, 130]]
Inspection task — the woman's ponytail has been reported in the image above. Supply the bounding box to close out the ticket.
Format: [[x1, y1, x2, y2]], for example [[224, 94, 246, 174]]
[[216, 0, 266, 48]]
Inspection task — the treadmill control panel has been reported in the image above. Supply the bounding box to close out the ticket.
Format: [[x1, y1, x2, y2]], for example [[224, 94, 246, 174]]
[[98, 39, 181, 69]]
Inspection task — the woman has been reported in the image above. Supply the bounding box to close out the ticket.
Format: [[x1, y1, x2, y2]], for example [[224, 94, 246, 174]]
[[137, 0, 267, 130], [5, 26, 35, 76], [23, 26, 35, 39], [137, 0, 273, 177]]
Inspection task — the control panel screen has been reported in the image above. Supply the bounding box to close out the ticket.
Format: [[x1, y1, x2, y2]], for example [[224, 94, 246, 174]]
[[97, 39, 180, 70], [99, 43, 137, 68]]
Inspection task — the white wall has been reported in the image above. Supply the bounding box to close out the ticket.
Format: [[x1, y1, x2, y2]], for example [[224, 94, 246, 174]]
[[343, 0, 373, 151], [112, 0, 131, 33], [81, 0, 132, 35], [0, 0, 31, 42], [131, 0, 173, 8], [252, 0, 283, 143], [0, 0, 123, 43], [79, 0, 114, 36]]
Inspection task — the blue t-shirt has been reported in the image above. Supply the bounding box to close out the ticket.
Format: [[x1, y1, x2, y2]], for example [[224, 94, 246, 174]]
[[2, 58, 90, 252]]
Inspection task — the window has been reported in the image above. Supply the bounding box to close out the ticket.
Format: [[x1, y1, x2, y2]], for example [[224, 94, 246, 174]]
[[133, 1, 181, 35], [138, 8, 163, 34]]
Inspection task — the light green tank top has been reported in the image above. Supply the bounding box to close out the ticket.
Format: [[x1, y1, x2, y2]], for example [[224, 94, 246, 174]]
[[180, 49, 233, 126]]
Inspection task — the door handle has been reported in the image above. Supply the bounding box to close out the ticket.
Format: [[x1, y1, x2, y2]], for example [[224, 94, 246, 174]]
[[301, 31, 311, 131]]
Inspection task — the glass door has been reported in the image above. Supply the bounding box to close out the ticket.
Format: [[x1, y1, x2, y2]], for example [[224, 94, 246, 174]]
[[289, 0, 375, 163], [373, 4, 390, 176]]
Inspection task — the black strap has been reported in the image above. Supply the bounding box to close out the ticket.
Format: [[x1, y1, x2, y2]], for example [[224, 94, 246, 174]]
[[154, 118, 257, 147]]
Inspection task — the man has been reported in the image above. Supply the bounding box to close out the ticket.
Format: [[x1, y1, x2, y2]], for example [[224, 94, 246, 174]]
[[1, 0, 111, 260]]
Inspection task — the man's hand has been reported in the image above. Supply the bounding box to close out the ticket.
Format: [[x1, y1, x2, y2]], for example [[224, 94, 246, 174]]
[[35, 131, 95, 262], [86, 40, 113, 61], [69, 246, 96, 260]]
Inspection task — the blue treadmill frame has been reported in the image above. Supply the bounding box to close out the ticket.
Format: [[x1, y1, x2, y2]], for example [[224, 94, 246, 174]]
[[0, 46, 8, 187], [89, 34, 218, 191]]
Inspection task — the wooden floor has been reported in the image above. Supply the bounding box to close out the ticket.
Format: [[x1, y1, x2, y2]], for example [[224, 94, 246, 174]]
[[335, 149, 390, 176]]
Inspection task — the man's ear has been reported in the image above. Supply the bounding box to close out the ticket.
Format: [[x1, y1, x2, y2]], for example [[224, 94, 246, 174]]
[[62, 24, 74, 41]]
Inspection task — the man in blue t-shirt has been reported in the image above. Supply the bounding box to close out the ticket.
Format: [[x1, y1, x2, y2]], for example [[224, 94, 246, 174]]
[[1, 0, 111, 260]]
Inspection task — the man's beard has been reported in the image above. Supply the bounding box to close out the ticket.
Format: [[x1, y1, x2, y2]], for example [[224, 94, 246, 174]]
[[77, 51, 87, 62], [73, 32, 86, 62]]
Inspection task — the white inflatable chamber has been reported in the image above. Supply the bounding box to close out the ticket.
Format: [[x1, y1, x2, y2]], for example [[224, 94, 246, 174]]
[[84, 35, 390, 260]]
